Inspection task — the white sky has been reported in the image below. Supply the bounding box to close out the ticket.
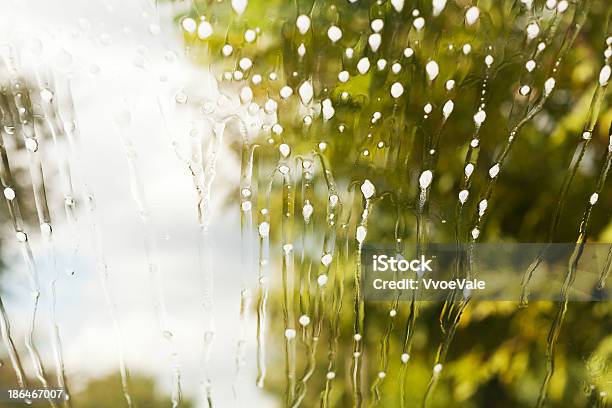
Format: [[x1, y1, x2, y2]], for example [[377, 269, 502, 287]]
[[0, 0, 276, 406]]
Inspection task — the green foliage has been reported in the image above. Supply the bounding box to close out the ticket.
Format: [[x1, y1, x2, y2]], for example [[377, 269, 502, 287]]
[[179, 0, 612, 406]]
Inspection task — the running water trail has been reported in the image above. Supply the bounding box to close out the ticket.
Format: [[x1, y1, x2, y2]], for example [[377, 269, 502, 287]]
[[5, 79, 58, 408], [520, 20, 611, 305], [0, 296, 30, 400], [234, 136, 256, 404], [291, 152, 340, 407], [32, 74, 75, 408], [47, 76, 134, 407], [298, 156, 315, 333], [350, 179, 375, 408], [598, 245, 612, 289], [369, 198, 402, 407], [114, 107, 183, 407], [256, 173, 273, 388], [278, 155, 297, 407], [35, 72, 80, 278], [85, 189, 134, 407], [536, 123, 612, 408], [198, 121, 225, 408], [468, 0, 589, 251], [321, 190, 351, 408], [423, 5, 588, 406], [0, 94, 31, 403]]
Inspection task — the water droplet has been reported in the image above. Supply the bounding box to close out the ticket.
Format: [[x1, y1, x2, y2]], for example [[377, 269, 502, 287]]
[[404, 47, 414, 58], [284, 329, 296, 339], [239, 57, 253, 71], [525, 60, 536, 72], [299, 315, 310, 326], [371, 19, 384, 32], [172, 91, 188, 106], [526, 22, 540, 39], [322, 99, 335, 120], [519, 85, 531, 96], [425, 60, 439, 81], [357, 58, 371, 74], [231, 0, 248, 14], [258, 222, 270, 237], [458, 189, 469, 204], [280, 86, 293, 99], [40, 88, 53, 103], [272, 124, 284, 137], [473, 110, 486, 126], [25, 138, 38, 152], [297, 43, 306, 57], [390, 82, 404, 98], [264, 99, 278, 114], [239, 87, 253, 104], [326, 371, 336, 379], [361, 180, 376, 198], [3, 187, 15, 200], [557, 0, 569, 13], [197, 21, 213, 39], [302, 203, 313, 220], [386, 0, 403, 11], [465, 6, 480, 25], [432, 0, 447, 16], [544, 78, 556, 95], [489, 163, 500, 178], [589, 193, 599, 205], [369, 34, 382, 52], [279, 143, 290, 157], [356, 226, 367, 243], [413, 17, 425, 31], [40, 223, 52, 236], [321, 254, 333, 266], [296, 15, 311, 34], [329, 194, 339, 207], [327, 26, 342, 43], [433, 363, 443, 373], [442, 100, 454, 118], [599, 65, 611, 86], [338, 71, 349, 83], [16, 231, 27, 242], [471, 228, 480, 239], [419, 170, 433, 189], [478, 199, 488, 217], [464, 163, 475, 178], [401, 353, 410, 363], [462, 43, 472, 55], [298, 81, 314, 104], [244, 29, 257, 43], [317, 274, 328, 286]]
